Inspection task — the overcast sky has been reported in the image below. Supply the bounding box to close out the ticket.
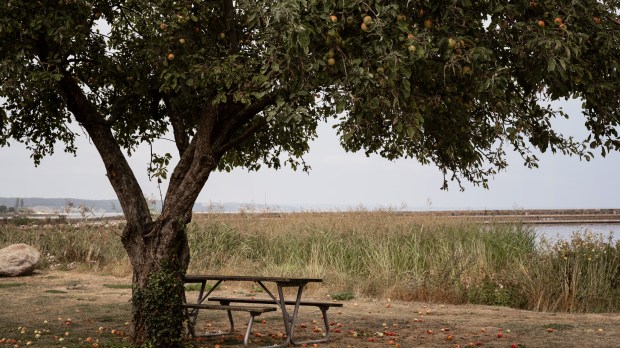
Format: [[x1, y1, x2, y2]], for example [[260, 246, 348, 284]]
[[1, 99, 619, 210]]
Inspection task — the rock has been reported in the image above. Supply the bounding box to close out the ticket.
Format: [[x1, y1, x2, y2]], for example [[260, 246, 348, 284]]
[[0, 243, 40, 276]]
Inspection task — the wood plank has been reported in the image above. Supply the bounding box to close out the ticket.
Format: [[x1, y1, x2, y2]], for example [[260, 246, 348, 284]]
[[208, 296, 343, 307], [183, 274, 323, 283], [182, 303, 277, 313]]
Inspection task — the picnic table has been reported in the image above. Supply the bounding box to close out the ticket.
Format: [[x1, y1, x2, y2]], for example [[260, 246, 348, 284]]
[[183, 274, 342, 347]]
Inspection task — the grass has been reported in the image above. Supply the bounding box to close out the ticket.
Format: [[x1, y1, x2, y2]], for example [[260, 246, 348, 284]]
[[0, 301, 133, 348], [184, 283, 215, 292], [545, 323, 575, 330], [44, 289, 68, 294], [186, 212, 538, 306], [1, 211, 620, 312], [330, 291, 355, 301], [103, 284, 132, 289], [0, 282, 24, 289]]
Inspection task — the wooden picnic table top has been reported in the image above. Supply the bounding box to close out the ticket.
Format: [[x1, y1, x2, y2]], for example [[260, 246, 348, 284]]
[[183, 274, 323, 285]]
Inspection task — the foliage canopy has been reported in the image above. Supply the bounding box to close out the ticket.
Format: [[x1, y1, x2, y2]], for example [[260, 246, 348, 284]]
[[1, 0, 620, 191]]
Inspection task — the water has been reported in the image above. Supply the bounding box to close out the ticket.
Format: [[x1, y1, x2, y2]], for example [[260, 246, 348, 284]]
[[532, 223, 620, 243], [24, 212, 124, 220]]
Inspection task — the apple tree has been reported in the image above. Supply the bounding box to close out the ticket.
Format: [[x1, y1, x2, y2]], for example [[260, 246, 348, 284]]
[[1, 0, 620, 345]]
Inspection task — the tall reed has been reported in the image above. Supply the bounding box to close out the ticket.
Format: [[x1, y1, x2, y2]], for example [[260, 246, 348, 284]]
[[187, 212, 537, 305], [520, 230, 620, 312], [2, 212, 619, 312], [0, 223, 128, 274]]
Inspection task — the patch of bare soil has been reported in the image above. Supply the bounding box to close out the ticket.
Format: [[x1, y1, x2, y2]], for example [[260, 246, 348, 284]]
[[1, 271, 620, 347]]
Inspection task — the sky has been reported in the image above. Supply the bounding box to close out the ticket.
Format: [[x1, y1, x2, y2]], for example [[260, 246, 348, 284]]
[[1, 98, 619, 210]]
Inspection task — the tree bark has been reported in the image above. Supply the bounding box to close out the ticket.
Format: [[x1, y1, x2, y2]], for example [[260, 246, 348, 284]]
[[124, 216, 191, 347], [125, 106, 220, 346]]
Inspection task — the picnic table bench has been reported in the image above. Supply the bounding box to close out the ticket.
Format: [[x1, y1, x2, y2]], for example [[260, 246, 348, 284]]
[[183, 274, 341, 347], [207, 296, 343, 345], [181, 303, 277, 347]]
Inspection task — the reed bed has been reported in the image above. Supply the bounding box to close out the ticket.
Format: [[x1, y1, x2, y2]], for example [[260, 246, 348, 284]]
[[1, 211, 619, 312]]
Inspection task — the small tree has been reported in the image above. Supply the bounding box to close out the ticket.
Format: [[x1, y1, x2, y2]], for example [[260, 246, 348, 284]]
[[0, 205, 7, 214], [2, 0, 620, 346]]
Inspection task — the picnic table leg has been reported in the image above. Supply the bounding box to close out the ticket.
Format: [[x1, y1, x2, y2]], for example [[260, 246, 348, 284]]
[[182, 291, 194, 338], [185, 279, 224, 337], [256, 281, 294, 347], [217, 300, 236, 334], [243, 314, 256, 348], [290, 305, 332, 345], [277, 284, 293, 345], [185, 280, 207, 337], [286, 285, 305, 346]]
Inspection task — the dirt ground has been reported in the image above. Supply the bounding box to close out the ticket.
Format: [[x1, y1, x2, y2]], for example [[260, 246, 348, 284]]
[[1, 271, 620, 347]]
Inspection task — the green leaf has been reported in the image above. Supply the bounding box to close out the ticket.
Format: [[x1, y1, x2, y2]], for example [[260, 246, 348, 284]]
[[402, 79, 410, 98], [297, 30, 310, 54], [336, 99, 346, 114], [401, 66, 412, 79]]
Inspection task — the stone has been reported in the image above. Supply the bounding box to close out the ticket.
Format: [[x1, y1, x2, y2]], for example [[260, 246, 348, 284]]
[[0, 243, 40, 276]]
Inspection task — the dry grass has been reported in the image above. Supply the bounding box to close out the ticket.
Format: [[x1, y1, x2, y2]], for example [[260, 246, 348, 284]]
[[2, 211, 620, 312]]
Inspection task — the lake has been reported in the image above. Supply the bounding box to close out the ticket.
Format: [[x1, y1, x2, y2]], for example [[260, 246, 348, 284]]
[[532, 223, 620, 243]]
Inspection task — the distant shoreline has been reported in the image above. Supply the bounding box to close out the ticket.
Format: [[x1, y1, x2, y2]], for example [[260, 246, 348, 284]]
[[2, 208, 620, 225]]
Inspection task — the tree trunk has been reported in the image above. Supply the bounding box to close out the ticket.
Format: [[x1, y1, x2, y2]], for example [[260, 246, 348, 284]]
[[124, 214, 192, 347], [55, 53, 227, 346]]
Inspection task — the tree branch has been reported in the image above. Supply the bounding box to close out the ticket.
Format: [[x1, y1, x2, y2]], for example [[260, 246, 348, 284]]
[[33, 29, 153, 240], [160, 105, 220, 221], [57, 72, 152, 228], [162, 138, 196, 210], [162, 96, 191, 156], [222, 0, 240, 54], [214, 117, 268, 156], [108, 95, 132, 125], [212, 93, 277, 151]]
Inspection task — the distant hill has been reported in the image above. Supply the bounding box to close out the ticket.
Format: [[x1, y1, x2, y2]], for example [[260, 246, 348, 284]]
[[0, 197, 123, 213], [0, 197, 356, 214], [0, 197, 298, 213]]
